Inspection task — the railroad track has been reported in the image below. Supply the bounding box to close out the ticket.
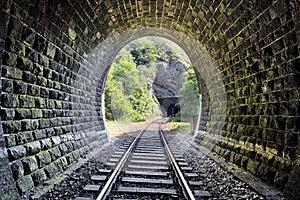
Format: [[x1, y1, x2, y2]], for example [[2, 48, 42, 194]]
[[75, 120, 205, 200]]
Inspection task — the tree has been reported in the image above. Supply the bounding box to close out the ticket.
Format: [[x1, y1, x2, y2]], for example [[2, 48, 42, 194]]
[[129, 87, 153, 121], [179, 66, 199, 122], [105, 81, 132, 121], [110, 51, 140, 96]]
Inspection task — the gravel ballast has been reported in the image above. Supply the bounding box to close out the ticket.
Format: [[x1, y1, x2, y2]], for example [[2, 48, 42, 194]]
[[33, 125, 283, 200]]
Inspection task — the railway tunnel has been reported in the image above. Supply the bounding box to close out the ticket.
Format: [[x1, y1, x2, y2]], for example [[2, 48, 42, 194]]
[[0, 0, 299, 199]]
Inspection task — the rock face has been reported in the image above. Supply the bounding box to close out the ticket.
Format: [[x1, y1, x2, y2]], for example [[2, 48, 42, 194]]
[[153, 59, 187, 97]]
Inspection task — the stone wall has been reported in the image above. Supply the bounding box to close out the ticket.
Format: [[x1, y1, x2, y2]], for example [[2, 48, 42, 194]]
[[0, 0, 299, 199], [192, 1, 300, 199], [0, 1, 108, 197]]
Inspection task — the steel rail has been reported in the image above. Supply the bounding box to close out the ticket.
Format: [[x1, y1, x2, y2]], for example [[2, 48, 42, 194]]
[[96, 121, 154, 200], [159, 127, 196, 200]]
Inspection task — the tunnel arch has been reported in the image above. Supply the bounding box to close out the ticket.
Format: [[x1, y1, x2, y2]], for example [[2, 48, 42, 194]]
[[89, 27, 227, 139], [0, 1, 299, 199]]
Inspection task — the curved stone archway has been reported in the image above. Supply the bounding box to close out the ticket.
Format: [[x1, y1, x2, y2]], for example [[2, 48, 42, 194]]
[[0, 1, 299, 199], [87, 27, 227, 137]]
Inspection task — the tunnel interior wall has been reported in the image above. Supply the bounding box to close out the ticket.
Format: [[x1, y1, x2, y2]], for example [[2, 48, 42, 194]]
[[0, 0, 299, 199], [0, 1, 108, 197], [192, 1, 300, 198]]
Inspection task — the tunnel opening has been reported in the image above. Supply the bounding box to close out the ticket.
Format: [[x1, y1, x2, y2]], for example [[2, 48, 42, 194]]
[[167, 103, 180, 117], [102, 36, 201, 137]]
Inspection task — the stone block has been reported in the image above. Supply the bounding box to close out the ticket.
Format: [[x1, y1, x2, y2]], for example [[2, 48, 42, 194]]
[[40, 138, 52, 150], [49, 146, 61, 161], [46, 43, 56, 59], [16, 175, 34, 194], [7, 145, 26, 161], [247, 159, 260, 176], [31, 169, 47, 186], [33, 36, 46, 53], [27, 85, 40, 96], [21, 120, 39, 131], [1, 93, 19, 108], [2, 51, 18, 66], [22, 156, 38, 174], [33, 129, 47, 140], [13, 80, 27, 94], [11, 160, 24, 180], [24, 141, 41, 156], [5, 134, 16, 147], [36, 76, 47, 86], [39, 119, 50, 128], [35, 97, 46, 108], [60, 156, 68, 170], [46, 99, 55, 109], [40, 87, 49, 98], [71, 150, 81, 161], [15, 109, 31, 120], [44, 163, 59, 178], [2, 78, 14, 92], [1, 109, 15, 121], [36, 151, 51, 168], [16, 132, 34, 144], [25, 47, 39, 62], [49, 90, 58, 99], [22, 71, 37, 83], [45, 128, 55, 137], [65, 153, 75, 164], [59, 143, 68, 156], [18, 95, 35, 108], [21, 26, 35, 47], [51, 136, 61, 146], [31, 110, 43, 119], [65, 142, 74, 152]]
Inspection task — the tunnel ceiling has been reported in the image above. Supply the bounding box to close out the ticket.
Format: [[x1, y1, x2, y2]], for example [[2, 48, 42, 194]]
[[0, 0, 300, 199]]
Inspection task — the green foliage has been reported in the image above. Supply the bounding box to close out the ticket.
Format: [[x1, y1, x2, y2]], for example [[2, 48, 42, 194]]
[[184, 66, 199, 97], [126, 36, 191, 66], [105, 39, 162, 122], [137, 64, 157, 86], [109, 51, 140, 96], [179, 66, 199, 122], [129, 87, 153, 121], [167, 112, 182, 122], [105, 36, 195, 122], [105, 81, 131, 121]]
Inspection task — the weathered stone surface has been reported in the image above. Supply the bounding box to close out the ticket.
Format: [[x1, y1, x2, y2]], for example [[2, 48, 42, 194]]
[[15, 109, 31, 120], [7, 145, 26, 161], [283, 163, 300, 199], [153, 60, 186, 96], [16, 132, 34, 144], [44, 163, 59, 178], [40, 138, 52, 150], [31, 169, 47, 186], [36, 151, 51, 168], [0, 148, 20, 199], [49, 146, 62, 161], [22, 156, 38, 174], [16, 175, 34, 193], [0, 0, 299, 198], [51, 136, 61, 146], [5, 134, 16, 147], [11, 160, 24, 180], [24, 141, 41, 156]]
